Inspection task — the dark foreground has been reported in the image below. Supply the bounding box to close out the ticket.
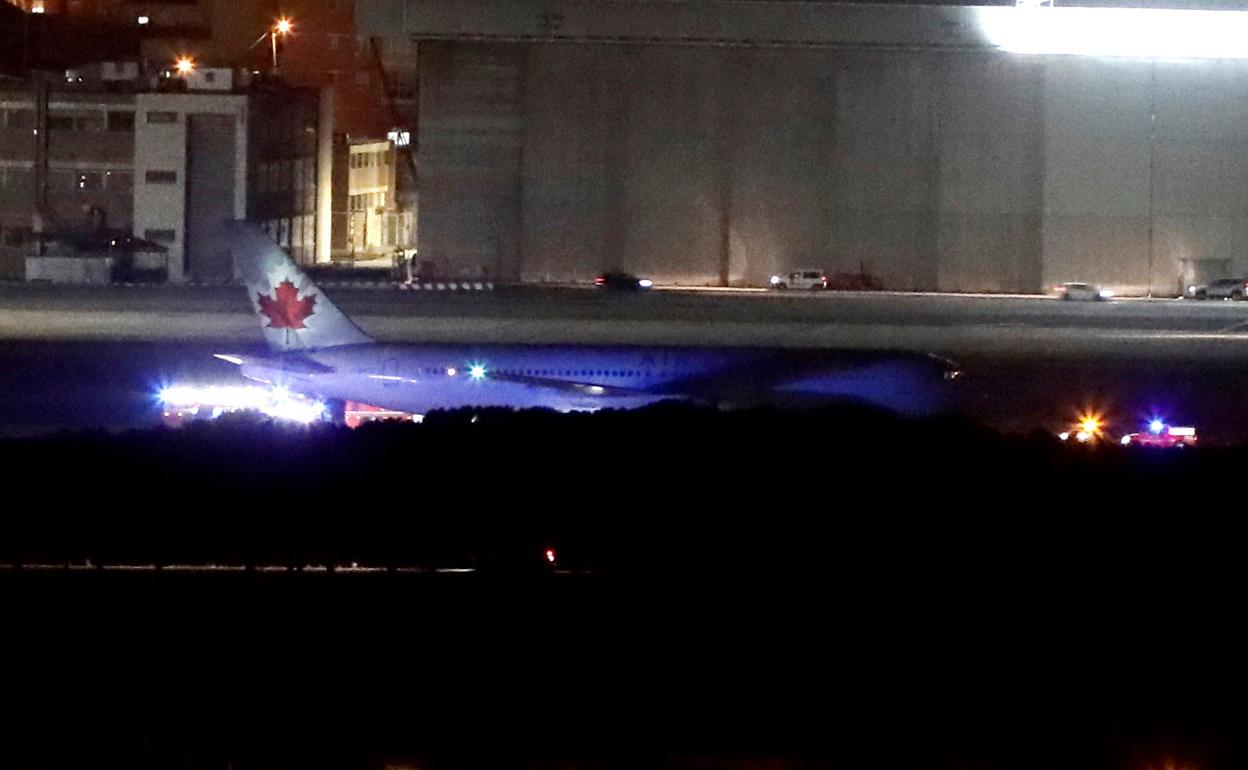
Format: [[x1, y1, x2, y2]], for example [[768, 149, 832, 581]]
[[2, 407, 1245, 770]]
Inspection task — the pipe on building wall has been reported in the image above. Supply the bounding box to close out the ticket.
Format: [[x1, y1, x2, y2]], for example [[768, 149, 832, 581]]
[[31, 73, 48, 239], [317, 85, 334, 264]]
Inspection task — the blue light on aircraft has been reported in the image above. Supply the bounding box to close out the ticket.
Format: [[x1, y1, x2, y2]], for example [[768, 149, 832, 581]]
[[469, 364, 487, 380]]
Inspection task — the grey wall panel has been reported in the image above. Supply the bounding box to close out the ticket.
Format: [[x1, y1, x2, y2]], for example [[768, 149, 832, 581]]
[[938, 215, 1042, 293], [1043, 136, 1151, 217], [1041, 58, 1152, 293], [827, 211, 940, 291], [1043, 59, 1152, 140], [185, 113, 236, 282], [415, 38, 1248, 295], [1042, 216, 1151, 290], [1153, 140, 1248, 217], [416, 42, 524, 279], [1155, 215, 1248, 291], [830, 57, 940, 289], [520, 46, 625, 281], [935, 54, 1043, 292], [1154, 61, 1248, 141], [717, 49, 837, 286]]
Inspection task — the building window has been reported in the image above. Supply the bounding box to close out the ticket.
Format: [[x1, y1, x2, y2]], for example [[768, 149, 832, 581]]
[[5, 109, 34, 130], [144, 229, 176, 243], [74, 113, 105, 132], [145, 170, 177, 184], [107, 111, 135, 132], [146, 111, 179, 124], [46, 114, 74, 131], [104, 170, 133, 194]]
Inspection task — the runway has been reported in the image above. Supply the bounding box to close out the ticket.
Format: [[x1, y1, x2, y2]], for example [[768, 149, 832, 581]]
[[3, 284, 1248, 360], [3, 285, 1248, 439]]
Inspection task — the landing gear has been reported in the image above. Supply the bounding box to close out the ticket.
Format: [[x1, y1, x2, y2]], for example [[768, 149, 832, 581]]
[[323, 398, 347, 426]]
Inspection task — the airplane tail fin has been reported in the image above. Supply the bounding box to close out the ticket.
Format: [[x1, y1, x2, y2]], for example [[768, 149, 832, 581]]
[[226, 221, 374, 352]]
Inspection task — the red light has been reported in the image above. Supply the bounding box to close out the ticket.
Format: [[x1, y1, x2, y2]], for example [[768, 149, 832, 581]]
[[545, 548, 556, 564]]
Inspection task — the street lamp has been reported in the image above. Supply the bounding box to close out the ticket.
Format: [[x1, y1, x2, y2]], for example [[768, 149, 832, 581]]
[[271, 17, 293, 70]]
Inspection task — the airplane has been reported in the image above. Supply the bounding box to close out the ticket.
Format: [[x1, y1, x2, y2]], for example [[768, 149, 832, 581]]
[[217, 222, 961, 417]]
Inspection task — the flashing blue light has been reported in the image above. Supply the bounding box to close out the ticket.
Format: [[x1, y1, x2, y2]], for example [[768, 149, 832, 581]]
[[1149, 419, 1165, 434], [469, 364, 487, 380]]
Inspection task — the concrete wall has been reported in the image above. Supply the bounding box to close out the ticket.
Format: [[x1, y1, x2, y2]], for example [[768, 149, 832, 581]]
[[411, 37, 1248, 293], [185, 113, 238, 281], [134, 92, 247, 282], [417, 42, 1054, 290], [416, 43, 524, 280]]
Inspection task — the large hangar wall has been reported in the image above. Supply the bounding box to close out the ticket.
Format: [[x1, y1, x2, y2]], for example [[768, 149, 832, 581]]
[[416, 38, 1248, 294], [1043, 57, 1248, 297]]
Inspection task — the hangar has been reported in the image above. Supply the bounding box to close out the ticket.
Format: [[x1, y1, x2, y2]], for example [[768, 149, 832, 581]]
[[361, 0, 1248, 295]]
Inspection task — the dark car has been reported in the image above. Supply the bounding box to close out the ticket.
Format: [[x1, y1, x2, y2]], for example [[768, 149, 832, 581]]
[[595, 272, 653, 291], [824, 270, 884, 292], [1186, 277, 1248, 300]]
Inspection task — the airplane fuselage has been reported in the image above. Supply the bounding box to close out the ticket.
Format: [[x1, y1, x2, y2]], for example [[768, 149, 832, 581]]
[[238, 343, 959, 416]]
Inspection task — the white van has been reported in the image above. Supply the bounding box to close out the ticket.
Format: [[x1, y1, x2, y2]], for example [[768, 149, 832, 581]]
[[769, 269, 826, 290]]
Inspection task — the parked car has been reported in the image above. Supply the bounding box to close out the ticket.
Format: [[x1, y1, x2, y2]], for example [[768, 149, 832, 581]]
[[595, 272, 653, 291], [824, 270, 884, 292], [1054, 282, 1113, 301], [769, 269, 827, 290], [1185, 277, 1248, 300]]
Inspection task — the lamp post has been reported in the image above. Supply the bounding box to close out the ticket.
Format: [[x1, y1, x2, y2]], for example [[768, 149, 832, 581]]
[[271, 17, 293, 71]]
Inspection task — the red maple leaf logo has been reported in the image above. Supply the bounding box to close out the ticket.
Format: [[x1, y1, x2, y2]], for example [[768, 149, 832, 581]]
[[257, 279, 316, 329]]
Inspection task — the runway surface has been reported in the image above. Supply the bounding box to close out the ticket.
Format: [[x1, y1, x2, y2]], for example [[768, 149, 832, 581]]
[[2, 285, 1248, 439], [4, 283, 1248, 356]]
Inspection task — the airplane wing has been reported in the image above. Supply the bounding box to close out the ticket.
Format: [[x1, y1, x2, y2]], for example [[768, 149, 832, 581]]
[[482, 370, 657, 399], [214, 353, 336, 375]]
